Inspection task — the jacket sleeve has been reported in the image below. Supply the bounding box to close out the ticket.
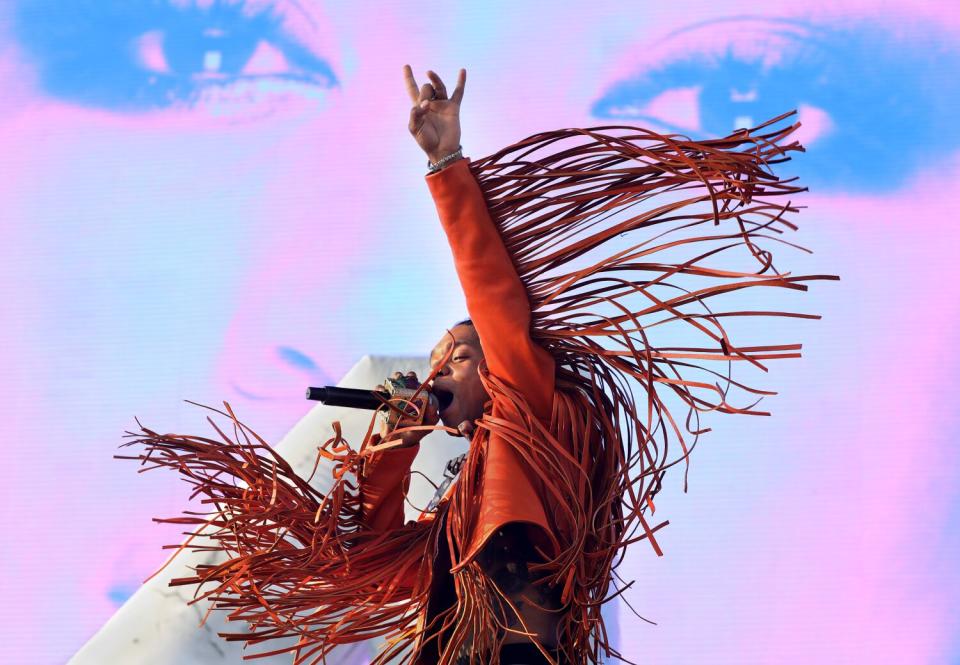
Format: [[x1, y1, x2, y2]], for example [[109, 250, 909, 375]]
[[358, 436, 420, 532], [425, 158, 555, 421]]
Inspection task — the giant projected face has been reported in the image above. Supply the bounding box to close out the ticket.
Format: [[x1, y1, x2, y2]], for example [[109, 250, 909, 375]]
[[2, 1, 959, 664]]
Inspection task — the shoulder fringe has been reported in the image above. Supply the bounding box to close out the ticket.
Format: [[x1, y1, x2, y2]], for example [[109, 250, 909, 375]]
[[446, 110, 839, 663], [471, 109, 838, 500]]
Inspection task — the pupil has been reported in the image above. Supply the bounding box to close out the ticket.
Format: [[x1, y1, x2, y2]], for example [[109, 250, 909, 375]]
[[697, 71, 788, 135], [164, 26, 259, 77]]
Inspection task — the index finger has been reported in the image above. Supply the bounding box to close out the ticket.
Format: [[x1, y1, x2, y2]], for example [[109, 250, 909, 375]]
[[449, 68, 466, 105], [402, 64, 420, 104]]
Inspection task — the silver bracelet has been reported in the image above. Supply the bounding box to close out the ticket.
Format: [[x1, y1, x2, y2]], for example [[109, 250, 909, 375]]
[[427, 145, 463, 173]]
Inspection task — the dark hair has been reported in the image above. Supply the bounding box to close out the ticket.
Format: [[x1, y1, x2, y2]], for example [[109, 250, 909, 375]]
[[452, 318, 473, 328]]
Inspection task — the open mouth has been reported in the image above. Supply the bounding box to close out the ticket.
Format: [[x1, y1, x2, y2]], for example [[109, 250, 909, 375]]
[[433, 387, 454, 413]]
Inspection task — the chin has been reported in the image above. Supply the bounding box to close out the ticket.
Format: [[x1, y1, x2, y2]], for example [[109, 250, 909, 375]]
[[439, 411, 459, 429]]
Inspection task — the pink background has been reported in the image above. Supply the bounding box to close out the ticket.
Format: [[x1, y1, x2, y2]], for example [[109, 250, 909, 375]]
[[1, 1, 958, 662]]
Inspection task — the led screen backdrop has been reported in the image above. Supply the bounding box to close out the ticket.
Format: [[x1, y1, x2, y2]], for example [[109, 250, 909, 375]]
[[1, 1, 959, 663]]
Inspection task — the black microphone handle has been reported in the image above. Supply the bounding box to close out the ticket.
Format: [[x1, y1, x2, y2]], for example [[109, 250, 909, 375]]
[[305, 386, 389, 410]]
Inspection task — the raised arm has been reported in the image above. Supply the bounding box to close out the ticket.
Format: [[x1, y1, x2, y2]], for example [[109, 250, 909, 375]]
[[425, 158, 554, 418], [404, 65, 554, 420]]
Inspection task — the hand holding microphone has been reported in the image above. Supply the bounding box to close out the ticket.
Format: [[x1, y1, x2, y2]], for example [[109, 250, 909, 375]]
[[374, 371, 440, 448], [306, 371, 439, 448]]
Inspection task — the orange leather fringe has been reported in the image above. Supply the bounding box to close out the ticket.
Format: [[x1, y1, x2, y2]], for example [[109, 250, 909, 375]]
[[119, 110, 839, 664]]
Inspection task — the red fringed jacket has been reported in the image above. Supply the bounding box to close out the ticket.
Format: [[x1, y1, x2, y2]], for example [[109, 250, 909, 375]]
[[359, 156, 581, 663], [123, 112, 838, 665]]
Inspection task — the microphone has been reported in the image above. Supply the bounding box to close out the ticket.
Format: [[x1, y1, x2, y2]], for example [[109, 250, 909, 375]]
[[306, 386, 439, 412], [305, 386, 389, 409]]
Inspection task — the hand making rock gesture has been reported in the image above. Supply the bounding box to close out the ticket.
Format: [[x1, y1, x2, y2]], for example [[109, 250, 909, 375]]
[[403, 64, 466, 165]]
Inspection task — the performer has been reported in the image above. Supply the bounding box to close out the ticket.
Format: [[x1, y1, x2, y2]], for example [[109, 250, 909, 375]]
[[121, 66, 837, 664]]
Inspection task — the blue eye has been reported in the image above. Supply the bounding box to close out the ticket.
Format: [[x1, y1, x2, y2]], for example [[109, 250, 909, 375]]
[[12, 0, 339, 113], [591, 17, 960, 192]]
